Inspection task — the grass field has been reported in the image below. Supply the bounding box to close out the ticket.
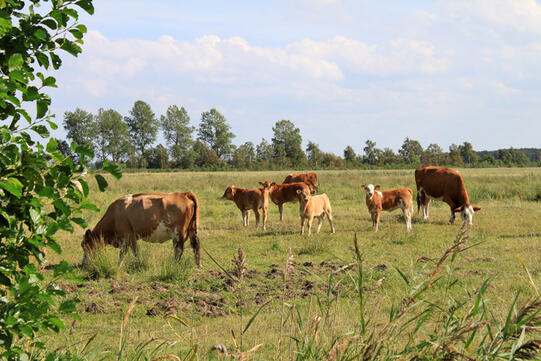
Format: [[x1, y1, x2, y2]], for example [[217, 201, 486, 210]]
[[42, 168, 541, 360]]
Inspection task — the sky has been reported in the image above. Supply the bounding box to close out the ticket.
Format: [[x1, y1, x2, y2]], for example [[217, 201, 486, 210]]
[[49, 0, 541, 155]]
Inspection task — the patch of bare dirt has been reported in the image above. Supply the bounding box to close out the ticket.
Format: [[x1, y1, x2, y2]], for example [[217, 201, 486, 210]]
[[191, 293, 226, 317]]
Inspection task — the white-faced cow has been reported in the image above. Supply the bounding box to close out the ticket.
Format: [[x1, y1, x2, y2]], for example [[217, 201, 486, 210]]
[[81, 192, 200, 267], [362, 184, 413, 232], [296, 187, 335, 235], [283, 173, 318, 195], [415, 166, 481, 225], [222, 182, 271, 230]]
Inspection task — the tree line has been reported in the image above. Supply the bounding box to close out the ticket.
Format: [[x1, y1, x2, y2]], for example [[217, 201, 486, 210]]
[[63, 101, 541, 170]]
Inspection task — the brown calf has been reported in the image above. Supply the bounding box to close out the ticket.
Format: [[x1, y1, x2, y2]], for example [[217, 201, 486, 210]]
[[222, 182, 271, 230], [362, 184, 413, 232], [261, 181, 311, 221], [283, 172, 318, 194], [82, 192, 200, 267], [296, 187, 335, 235]]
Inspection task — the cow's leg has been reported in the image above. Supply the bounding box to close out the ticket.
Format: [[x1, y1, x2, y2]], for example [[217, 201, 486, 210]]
[[130, 240, 140, 260], [327, 210, 335, 233], [449, 209, 456, 224], [278, 204, 284, 222], [254, 208, 260, 230], [262, 206, 268, 230], [402, 203, 412, 232], [242, 211, 248, 227], [190, 233, 201, 267], [307, 215, 314, 236], [422, 199, 431, 220], [316, 215, 324, 233], [174, 235, 185, 261], [300, 216, 305, 235], [118, 239, 130, 267]]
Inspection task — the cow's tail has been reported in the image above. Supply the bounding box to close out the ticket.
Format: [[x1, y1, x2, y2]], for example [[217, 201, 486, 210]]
[[416, 191, 421, 213], [185, 191, 201, 267]]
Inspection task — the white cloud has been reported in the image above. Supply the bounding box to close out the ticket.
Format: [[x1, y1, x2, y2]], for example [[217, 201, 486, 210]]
[[451, 0, 541, 33]]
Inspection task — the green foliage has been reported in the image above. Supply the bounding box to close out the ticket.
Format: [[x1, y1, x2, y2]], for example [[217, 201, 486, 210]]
[[124, 100, 158, 165], [63, 108, 97, 156], [161, 105, 195, 167], [272, 119, 306, 166], [145, 144, 169, 169], [232, 141, 256, 169], [197, 108, 235, 160], [95, 108, 131, 163], [0, 0, 123, 358]]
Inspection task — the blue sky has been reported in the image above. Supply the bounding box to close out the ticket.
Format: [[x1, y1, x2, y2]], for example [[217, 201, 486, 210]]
[[50, 0, 541, 154]]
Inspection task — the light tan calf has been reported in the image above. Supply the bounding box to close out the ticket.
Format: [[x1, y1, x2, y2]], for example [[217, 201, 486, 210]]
[[296, 188, 335, 236], [362, 184, 413, 232]]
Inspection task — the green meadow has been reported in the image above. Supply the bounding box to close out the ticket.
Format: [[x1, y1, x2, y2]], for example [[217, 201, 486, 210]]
[[42, 168, 541, 360]]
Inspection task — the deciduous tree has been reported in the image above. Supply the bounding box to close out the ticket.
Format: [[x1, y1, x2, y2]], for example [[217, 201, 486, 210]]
[[125, 100, 158, 166], [197, 109, 235, 160], [161, 105, 195, 167]]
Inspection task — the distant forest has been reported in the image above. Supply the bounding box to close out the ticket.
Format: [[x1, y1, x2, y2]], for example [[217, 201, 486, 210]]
[[61, 101, 541, 170]]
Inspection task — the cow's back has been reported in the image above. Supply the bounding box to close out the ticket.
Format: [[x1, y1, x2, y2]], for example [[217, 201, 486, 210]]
[[416, 166, 459, 197], [270, 182, 309, 204]]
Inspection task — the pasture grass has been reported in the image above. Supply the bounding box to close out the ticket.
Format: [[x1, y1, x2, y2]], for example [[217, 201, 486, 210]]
[[40, 168, 541, 360]]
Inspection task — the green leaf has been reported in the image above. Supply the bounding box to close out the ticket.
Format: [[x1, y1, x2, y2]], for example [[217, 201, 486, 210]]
[[41, 76, 57, 88], [60, 39, 82, 56], [46, 138, 58, 153], [79, 201, 99, 212], [36, 52, 50, 68], [31, 125, 49, 138], [59, 299, 77, 313], [54, 261, 72, 277], [8, 53, 23, 69], [102, 161, 122, 180], [0, 177, 23, 198], [75, 0, 95, 15], [75, 144, 93, 158], [94, 174, 108, 192], [29, 208, 40, 224], [41, 19, 57, 30], [37, 99, 50, 119], [70, 217, 87, 228], [53, 199, 71, 216], [50, 52, 62, 69], [394, 266, 410, 286], [78, 178, 89, 197], [33, 28, 45, 41], [38, 186, 55, 199]]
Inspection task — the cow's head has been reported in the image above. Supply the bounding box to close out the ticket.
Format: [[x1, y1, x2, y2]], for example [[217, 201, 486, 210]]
[[361, 184, 380, 199], [81, 229, 101, 266], [222, 185, 236, 200], [296, 188, 311, 204], [453, 204, 481, 225], [306, 181, 317, 195], [259, 181, 275, 191]]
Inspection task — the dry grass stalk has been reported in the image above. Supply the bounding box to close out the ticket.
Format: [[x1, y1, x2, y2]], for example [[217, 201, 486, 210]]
[[443, 321, 489, 350], [231, 343, 263, 361], [285, 247, 295, 275], [122, 296, 139, 331], [150, 354, 181, 361], [232, 246, 247, 280], [326, 335, 359, 361], [515, 340, 541, 359], [429, 237, 467, 288]]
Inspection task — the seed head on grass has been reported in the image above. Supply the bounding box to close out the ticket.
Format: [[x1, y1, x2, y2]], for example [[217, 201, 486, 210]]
[[232, 246, 247, 281]]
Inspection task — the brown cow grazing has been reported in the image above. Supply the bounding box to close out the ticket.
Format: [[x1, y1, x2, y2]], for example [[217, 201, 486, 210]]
[[296, 187, 335, 235], [415, 166, 481, 225], [283, 172, 318, 194], [222, 182, 271, 230], [362, 184, 413, 232], [262, 181, 311, 221], [81, 192, 200, 267]]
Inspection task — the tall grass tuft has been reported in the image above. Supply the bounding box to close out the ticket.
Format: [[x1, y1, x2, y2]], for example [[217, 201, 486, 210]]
[[151, 256, 193, 284], [84, 246, 119, 280]]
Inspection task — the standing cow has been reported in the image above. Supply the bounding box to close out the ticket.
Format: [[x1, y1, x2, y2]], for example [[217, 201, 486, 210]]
[[362, 184, 413, 232], [260, 181, 311, 221], [81, 192, 200, 267], [222, 182, 271, 230], [415, 166, 481, 225], [283, 173, 318, 194], [296, 187, 335, 235]]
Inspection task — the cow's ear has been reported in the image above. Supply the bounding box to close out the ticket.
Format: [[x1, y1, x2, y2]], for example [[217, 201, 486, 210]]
[[258, 182, 263, 186], [271, 182, 276, 186], [453, 205, 465, 212], [375, 185, 381, 189], [361, 184, 366, 189], [473, 206, 481, 212]]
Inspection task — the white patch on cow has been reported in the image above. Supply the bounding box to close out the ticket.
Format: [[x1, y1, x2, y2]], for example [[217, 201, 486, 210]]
[[377, 191, 382, 198], [365, 184, 376, 199], [124, 194, 132, 201], [145, 222, 173, 243], [461, 205, 474, 225]]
